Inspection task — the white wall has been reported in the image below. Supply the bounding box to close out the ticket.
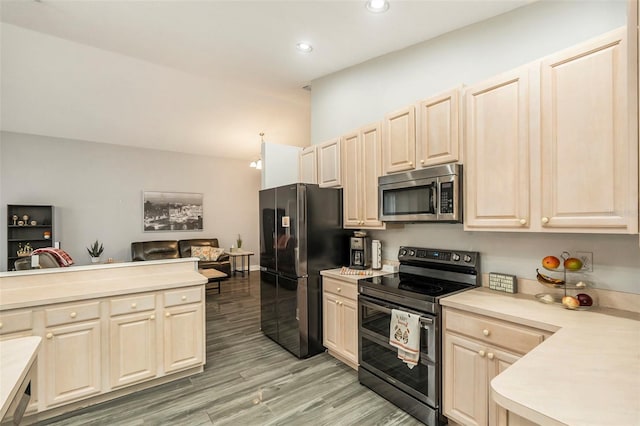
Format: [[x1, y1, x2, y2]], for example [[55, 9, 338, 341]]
[[310, 0, 640, 294], [0, 131, 261, 270], [261, 141, 301, 189]]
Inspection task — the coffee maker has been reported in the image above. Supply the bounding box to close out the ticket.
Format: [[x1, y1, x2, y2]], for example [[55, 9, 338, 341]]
[[350, 236, 371, 270]]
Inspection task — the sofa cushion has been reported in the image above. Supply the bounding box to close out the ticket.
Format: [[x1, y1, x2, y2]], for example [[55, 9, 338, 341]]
[[210, 247, 225, 261], [131, 240, 179, 261], [179, 239, 227, 260]]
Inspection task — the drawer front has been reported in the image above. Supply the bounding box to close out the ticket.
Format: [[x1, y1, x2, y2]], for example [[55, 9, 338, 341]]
[[445, 309, 546, 354], [323, 277, 357, 301], [164, 287, 202, 307], [110, 293, 156, 316], [45, 301, 101, 327], [0, 310, 33, 335]]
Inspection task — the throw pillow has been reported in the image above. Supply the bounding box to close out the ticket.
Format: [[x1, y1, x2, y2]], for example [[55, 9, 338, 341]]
[[210, 247, 225, 261], [191, 246, 212, 261]]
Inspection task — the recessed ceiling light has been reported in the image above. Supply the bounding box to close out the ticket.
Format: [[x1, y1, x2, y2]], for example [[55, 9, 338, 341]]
[[366, 0, 389, 13], [296, 42, 313, 53]]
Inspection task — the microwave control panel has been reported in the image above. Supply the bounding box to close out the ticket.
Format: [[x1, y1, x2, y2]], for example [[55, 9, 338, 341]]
[[440, 181, 454, 214]]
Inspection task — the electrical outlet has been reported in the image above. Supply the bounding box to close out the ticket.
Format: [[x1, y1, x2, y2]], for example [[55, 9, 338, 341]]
[[576, 251, 593, 272]]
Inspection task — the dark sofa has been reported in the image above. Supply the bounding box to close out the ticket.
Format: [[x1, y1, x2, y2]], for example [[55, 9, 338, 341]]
[[131, 238, 230, 276]]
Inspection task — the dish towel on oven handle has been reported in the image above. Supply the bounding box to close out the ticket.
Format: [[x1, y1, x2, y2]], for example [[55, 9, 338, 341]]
[[389, 308, 420, 369]]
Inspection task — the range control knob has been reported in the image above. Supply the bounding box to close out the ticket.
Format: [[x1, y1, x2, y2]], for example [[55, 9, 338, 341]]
[[463, 254, 472, 263], [409, 250, 416, 256], [451, 253, 460, 261], [399, 249, 407, 256]]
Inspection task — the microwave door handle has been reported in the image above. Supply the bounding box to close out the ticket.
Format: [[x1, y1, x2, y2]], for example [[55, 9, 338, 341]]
[[431, 182, 438, 215]]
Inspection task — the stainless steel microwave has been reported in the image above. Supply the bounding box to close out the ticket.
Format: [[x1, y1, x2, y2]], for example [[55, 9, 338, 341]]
[[378, 163, 462, 223]]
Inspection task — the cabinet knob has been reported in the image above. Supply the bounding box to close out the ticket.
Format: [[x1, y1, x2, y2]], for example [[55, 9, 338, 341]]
[[542, 217, 549, 224], [46, 332, 53, 339], [150, 314, 155, 320], [131, 303, 137, 309], [519, 218, 527, 225], [335, 300, 340, 305], [478, 350, 486, 357], [339, 301, 343, 306], [165, 312, 171, 318], [70, 312, 77, 318], [482, 329, 490, 336], [181, 295, 187, 301], [337, 287, 341, 292], [488, 352, 495, 360], [420, 160, 425, 164]]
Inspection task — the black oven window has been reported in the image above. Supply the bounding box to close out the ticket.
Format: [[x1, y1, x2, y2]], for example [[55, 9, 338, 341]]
[[383, 186, 434, 215]]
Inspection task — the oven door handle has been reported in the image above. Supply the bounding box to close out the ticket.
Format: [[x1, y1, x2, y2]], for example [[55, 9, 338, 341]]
[[359, 298, 434, 327]]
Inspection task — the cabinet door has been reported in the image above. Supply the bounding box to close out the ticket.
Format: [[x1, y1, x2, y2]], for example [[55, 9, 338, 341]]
[[487, 348, 520, 426], [383, 105, 416, 174], [541, 28, 637, 233], [340, 297, 358, 366], [443, 333, 488, 426], [361, 123, 385, 229], [342, 131, 362, 228], [418, 88, 460, 167], [318, 138, 342, 188], [322, 292, 340, 352], [163, 303, 204, 373], [299, 146, 317, 184], [44, 320, 102, 407], [464, 66, 531, 230], [109, 311, 157, 388]]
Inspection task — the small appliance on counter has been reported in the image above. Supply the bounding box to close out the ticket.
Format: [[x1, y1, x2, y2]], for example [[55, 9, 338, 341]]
[[350, 233, 371, 269], [371, 239, 382, 270]]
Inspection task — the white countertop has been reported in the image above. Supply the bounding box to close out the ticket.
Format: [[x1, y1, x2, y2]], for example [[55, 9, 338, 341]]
[[440, 288, 640, 426], [0, 336, 41, 420], [0, 259, 206, 310], [320, 267, 392, 283]]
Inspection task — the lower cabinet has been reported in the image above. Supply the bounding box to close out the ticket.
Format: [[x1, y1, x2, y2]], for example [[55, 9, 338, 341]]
[[322, 276, 358, 369], [109, 311, 158, 388], [43, 319, 102, 407], [163, 303, 204, 373], [443, 307, 550, 426]]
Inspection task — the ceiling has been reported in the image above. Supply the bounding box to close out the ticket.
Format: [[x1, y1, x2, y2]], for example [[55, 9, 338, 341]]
[[0, 0, 533, 160]]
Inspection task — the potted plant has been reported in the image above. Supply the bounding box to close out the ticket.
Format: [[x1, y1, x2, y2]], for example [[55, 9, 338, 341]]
[[236, 234, 243, 250], [87, 239, 104, 263]]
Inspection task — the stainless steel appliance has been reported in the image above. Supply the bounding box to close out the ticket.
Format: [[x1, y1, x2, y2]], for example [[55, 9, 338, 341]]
[[378, 163, 462, 223], [358, 246, 480, 425], [260, 184, 349, 358], [350, 236, 371, 270]]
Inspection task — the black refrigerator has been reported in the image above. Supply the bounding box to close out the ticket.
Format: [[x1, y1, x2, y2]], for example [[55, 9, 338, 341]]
[[260, 183, 349, 358]]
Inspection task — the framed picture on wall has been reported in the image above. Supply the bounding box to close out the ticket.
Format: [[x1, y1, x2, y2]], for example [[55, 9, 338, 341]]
[[143, 191, 203, 231]]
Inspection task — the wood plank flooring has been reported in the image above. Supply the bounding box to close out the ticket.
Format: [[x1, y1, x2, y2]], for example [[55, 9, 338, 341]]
[[39, 272, 423, 425]]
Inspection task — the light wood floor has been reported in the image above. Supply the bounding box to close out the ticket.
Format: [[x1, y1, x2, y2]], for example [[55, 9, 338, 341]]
[[39, 272, 423, 425]]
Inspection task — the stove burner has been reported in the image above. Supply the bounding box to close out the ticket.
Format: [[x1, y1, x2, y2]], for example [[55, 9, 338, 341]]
[[398, 281, 444, 295]]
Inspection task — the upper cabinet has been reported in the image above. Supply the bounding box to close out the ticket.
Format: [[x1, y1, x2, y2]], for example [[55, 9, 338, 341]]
[[418, 87, 462, 168], [539, 28, 636, 232], [465, 28, 638, 234], [317, 138, 342, 188], [342, 123, 385, 229], [299, 146, 317, 184], [382, 106, 416, 174], [464, 66, 532, 230]]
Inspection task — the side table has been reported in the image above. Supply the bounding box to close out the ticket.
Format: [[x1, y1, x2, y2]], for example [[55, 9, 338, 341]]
[[224, 250, 255, 277]]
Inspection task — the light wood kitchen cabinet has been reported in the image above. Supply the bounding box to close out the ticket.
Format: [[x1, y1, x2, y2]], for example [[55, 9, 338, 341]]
[[418, 87, 461, 167], [342, 123, 385, 229], [443, 308, 550, 426], [465, 28, 637, 234], [317, 138, 342, 188], [0, 309, 33, 341], [43, 314, 102, 407], [383, 105, 416, 174], [109, 296, 158, 389], [540, 27, 636, 232], [299, 145, 317, 184], [464, 65, 532, 230], [163, 287, 205, 373], [322, 276, 358, 369]]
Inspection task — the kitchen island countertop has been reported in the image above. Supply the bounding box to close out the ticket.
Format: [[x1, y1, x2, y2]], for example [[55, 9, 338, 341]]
[[440, 288, 640, 426]]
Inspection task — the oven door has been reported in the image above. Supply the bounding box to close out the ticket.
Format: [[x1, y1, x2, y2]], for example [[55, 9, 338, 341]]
[[378, 177, 438, 222], [358, 294, 438, 408]]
